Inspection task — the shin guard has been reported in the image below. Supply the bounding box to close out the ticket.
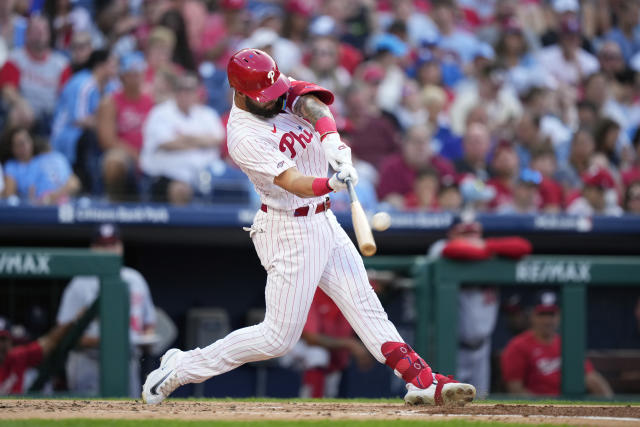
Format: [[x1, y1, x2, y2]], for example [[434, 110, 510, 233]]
[[381, 342, 433, 389]]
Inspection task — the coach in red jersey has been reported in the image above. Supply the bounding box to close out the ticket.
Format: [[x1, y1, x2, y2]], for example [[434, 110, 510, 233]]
[[500, 291, 613, 396]]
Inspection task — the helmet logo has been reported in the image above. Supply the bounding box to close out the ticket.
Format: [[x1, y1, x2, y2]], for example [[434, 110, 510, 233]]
[[267, 70, 275, 84]]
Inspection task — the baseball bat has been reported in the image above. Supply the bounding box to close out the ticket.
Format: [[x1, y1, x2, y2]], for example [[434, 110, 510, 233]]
[[345, 178, 377, 257]]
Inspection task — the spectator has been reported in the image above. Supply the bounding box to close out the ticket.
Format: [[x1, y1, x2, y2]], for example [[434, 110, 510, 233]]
[[43, 0, 94, 53], [142, 26, 180, 100], [394, 79, 428, 131], [241, 27, 301, 76], [0, 316, 73, 394], [0, 15, 71, 134], [97, 51, 153, 202], [602, 69, 640, 147], [404, 167, 440, 211], [537, 15, 599, 87], [455, 122, 491, 181], [437, 182, 463, 212], [622, 128, 640, 186], [56, 223, 156, 398], [624, 181, 640, 214], [377, 124, 455, 209], [140, 72, 225, 205], [158, 8, 196, 71], [423, 84, 463, 161], [369, 34, 409, 112], [501, 291, 613, 397], [487, 141, 520, 211], [430, 0, 479, 65], [582, 72, 609, 116], [0, 0, 28, 51], [597, 41, 625, 80], [2, 126, 80, 204], [555, 129, 595, 191], [513, 112, 548, 169], [344, 79, 399, 168], [292, 35, 350, 114], [68, 30, 94, 73], [281, 288, 373, 398], [50, 49, 116, 194], [567, 168, 623, 216], [592, 118, 622, 169], [449, 63, 522, 137], [497, 168, 542, 215], [603, 1, 640, 64], [531, 148, 564, 213]]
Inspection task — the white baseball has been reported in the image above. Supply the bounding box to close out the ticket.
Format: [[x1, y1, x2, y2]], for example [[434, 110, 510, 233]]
[[371, 212, 391, 232]]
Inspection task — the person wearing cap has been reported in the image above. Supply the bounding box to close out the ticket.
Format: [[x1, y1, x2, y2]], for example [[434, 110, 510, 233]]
[[501, 291, 613, 396], [140, 72, 225, 204], [537, 14, 599, 87], [50, 49, 117, 193], [567, 167, 623, 216], [497, 168, 542, 214], [486, 141, 520, 211], [377, 124, 456, 210], [530, 148, 564, 213], [97, 51, 154, 202], [0, 316, 73, 394], [56, 224, 156, 397]]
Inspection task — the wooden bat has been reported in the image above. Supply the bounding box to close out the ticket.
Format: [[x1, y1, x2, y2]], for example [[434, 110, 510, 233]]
[[345, 178, 377, 256]]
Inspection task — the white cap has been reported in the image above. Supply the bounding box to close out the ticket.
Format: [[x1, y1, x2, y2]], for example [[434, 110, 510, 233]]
[[553, 0, 579, 13], [239, 28, 279, 50]]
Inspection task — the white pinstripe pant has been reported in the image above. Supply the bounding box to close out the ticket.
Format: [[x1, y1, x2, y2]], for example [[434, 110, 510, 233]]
[[175, 208, 403, 385]]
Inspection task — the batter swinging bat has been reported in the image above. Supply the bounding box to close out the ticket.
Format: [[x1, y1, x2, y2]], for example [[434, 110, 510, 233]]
[[345, 178, 377, 256]]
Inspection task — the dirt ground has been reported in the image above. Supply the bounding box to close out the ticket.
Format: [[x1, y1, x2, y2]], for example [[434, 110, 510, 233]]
[[1, 400, 640, 426]]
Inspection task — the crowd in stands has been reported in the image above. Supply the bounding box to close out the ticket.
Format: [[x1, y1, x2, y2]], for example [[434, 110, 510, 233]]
[[0, 0, 640, 214]]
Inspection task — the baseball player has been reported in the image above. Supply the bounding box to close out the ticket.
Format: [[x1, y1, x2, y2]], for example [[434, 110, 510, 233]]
[[142, 49, 476, 405]]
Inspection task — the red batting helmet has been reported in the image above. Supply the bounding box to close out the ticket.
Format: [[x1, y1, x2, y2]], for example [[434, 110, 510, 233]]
[[227, 49, 291, 102]]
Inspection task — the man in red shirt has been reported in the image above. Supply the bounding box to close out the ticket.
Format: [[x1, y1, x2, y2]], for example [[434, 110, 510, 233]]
[[0, 318, 71, 395], [500, 291, 613, 396]]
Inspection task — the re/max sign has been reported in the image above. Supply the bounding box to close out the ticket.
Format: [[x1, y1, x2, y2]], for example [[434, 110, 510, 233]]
[[516, 261, 591, 283], [0, 253, 51, 275]]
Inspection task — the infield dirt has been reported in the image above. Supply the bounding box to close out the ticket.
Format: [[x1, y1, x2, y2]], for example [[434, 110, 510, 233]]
[[1, 400, 640, 426]]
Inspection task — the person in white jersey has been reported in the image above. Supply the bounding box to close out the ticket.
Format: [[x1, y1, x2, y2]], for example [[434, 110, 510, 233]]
[[142, 48, 476, 406]]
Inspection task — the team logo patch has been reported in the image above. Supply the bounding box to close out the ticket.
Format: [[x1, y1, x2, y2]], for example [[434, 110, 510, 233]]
[[277, 161, 284, 168]]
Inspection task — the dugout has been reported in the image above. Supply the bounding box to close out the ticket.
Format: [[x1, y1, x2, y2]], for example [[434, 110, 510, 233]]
[[0, 247, 129, 397], [365, 255, 640, 397]]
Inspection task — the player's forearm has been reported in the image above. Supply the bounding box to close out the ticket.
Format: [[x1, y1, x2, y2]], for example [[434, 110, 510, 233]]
[[586, 372, 614, 397], [38, 322, 74, 356], [274, 167, 332, 198]]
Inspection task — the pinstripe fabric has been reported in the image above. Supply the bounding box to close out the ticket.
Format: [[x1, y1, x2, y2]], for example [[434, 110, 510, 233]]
[[175, 209, 403, 385], [174, 97, 405, 386]]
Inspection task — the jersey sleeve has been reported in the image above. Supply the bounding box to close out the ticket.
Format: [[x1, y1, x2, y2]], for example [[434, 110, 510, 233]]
[[230, 136, 296, 183], [0, 61, 20, 88], [10, 340, 44, 368], [584, 358, 594, 374], [285, 80, 335, 112], [500, 338, 528, 383]]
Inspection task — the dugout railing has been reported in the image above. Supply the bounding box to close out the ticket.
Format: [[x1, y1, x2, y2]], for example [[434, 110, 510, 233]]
[[364, 255, 640, 397], [0, 247, 129, 397]]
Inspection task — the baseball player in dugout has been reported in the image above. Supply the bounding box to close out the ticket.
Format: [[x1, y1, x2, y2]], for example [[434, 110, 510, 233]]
[[142, 48, 476, 406]]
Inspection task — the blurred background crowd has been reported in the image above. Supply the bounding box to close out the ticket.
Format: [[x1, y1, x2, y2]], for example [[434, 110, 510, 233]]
[[1, 0, 640, 214]]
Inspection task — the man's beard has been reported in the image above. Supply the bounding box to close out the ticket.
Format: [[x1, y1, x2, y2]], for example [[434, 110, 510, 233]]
[[245, 95, 285, 119]]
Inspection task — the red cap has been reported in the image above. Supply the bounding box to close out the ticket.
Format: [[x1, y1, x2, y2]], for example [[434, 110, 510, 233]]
[[286, 0, 315, 17], [222, 0, 246, 10], [227, 49, 291, 102], [362, 63, 385, 84], [582, 168, 615, 189]]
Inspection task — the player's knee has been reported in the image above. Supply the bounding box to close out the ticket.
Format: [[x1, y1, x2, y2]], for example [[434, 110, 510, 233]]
[[260, 322, 303, 357]]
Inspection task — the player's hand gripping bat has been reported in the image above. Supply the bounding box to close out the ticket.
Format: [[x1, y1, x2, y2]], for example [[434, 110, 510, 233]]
[[345, 178, 377, 256]]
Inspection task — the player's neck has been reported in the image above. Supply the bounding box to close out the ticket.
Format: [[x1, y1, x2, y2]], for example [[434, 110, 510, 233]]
[[234, 92, 250, 112]]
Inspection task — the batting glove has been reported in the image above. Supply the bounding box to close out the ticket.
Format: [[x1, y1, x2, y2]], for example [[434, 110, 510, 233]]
[[322, 133, 353, 171], [328, 164, 359, 192]]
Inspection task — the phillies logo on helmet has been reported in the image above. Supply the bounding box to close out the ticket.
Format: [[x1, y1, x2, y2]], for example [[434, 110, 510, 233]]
[[227, 49, 291, 103]]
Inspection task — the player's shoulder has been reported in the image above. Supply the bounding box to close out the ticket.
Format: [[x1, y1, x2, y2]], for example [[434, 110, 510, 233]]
[[121, 266, 148, 288]]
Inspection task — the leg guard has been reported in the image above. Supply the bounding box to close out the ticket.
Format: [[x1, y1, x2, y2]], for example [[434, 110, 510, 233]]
[[381, 342, 434, 389]]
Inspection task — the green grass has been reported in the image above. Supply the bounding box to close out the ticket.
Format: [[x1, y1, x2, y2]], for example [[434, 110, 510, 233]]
[[0, 421, 570, 427]]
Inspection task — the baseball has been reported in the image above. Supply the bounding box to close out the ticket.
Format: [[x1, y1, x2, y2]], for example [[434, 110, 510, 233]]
[[371, 212, 391, 231]]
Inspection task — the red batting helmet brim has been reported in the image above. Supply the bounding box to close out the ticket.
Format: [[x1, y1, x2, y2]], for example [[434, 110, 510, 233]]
[[242, 73, 291, 103]]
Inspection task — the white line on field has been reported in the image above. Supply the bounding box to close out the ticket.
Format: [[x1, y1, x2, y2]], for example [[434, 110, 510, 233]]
[[395, 412, 640, 423]]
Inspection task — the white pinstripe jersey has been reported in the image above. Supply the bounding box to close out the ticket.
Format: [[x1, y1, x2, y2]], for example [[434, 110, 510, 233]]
[[227, 96, 328, 211]]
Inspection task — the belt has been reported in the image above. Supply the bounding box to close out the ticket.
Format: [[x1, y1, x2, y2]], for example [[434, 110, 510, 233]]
[[261, 198, 331, 217]]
